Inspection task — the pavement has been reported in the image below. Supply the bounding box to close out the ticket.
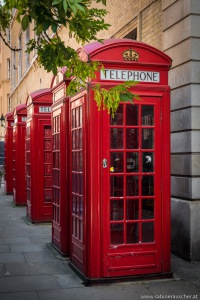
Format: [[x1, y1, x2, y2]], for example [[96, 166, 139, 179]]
[[0, 182, 200, 300]]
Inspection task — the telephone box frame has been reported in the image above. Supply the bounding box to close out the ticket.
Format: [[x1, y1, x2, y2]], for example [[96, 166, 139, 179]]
[[68, 39, 172, 283], [4, 112, 14, 194], [13, 104, 27, 205], [25, 88, 53, 223]]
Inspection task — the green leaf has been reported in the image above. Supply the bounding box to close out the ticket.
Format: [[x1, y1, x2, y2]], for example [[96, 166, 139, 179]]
[[75, 3, 85, 12], [51, 23, 58, 32], [21, 14, 30, 31], [52, 0, 62, 5], [63, 0, 68, 12], [68, 2, 77, 15]]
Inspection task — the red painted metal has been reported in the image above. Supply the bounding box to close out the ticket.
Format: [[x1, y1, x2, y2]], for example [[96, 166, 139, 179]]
[[69, 39, 172, 282], [4, 112, 14, 194], [13, 104, 27, 205], [51, 70, 71, 256], [26, 88, 53, 222]]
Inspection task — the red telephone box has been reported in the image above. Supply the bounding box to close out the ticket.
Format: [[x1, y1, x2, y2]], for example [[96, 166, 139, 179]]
[[4, 112, 14, 194], [26, 89, 53, 222], [13, 104, 27, 205], [51, 70, 71, 255], [69, 39, 172, 282]]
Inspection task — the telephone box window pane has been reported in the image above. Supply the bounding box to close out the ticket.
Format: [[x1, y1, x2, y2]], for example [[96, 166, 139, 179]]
[[142, 199, 154, 219], [72, 173, 77, 192], [72, 109, 75, 129], [110, 224, 124, 245], [72, 196, 76, 213], [79, 128, 82, 149], [72, 152, 76, 171], [44, 141, 51, 151], [110, 128, 123, 149], [126, 199, 139, 220], [142, 152, 154, 172], [126, 152, 138, 172], [142, 176, 154, 196], [126, 128, 138, 149], [44, 128, 51, 137], [142, 129, 154, 149], [76, 130, 79, 148], [126, 176, 139, 196], [127, 223, 139, 244], [80, 197, 83, 217], [142, 105, 154, 126], [72, 131, 75, 149], [110, 104, 123, 125], [79, 106, 82, 127], [45, 164, 52, 175], [110, 200, 124, 220], [45, 177, 52, 187], [110, 176, 123, 197], [44, 190, 52, 202], [110, 152, 124, 173], [76, 107, 79, 127], [45, 152, 51, 163], [79, 152, 83, 172], [142, 222, 154, 243], [126, 104, 138, 125]]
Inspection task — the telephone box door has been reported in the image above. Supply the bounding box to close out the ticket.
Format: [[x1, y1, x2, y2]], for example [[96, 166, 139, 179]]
[[102, 98, 162, 277]]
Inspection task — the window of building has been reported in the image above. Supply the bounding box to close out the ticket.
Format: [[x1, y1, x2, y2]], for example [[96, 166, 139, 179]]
[[8, 94, 11, 112], [124, 28, 137, 40], [18, 33, 22, 81], [26, 26, 30, 70], [7, 58, 11, 80]]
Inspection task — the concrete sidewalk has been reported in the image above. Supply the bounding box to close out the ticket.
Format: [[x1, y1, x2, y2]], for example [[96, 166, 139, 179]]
[[0, 184, 200, 300]]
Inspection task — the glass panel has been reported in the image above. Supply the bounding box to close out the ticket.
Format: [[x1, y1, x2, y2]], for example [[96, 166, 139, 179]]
[[72, 173, 77, 193], [76, 196, 79, 215], [72, 152, 76, 171], [142, 152, 154, 172], [44, 141, 51, 151], [126, 223, 139, 244], [142, 222, 154, 243], [72, 131, 75, 149], [72, 109, 75, 129], [110, 104, 123, 125], [79, 128, 82, 149], [110, 224, 124, 244], [79, 152, 83, 172], [76, 107, 79, 127], [45, 177, 52, 187], [126, 104, 138, 125], [44, 164, 52, 175], [79, 106, 82, 127], [80, 220, 83, 241], [110, 128, 123, 149], [110, 200, 124, 220], [76, 130, 79, 149], [80, 197, 83, 217], [44, 127, 51, 137], [142, 199, 154, 219], [126, 152, 138, 172], [110, 152, 124, 173], [110, 176, 123, 197], [72, 196, 76, 213], [126, 176, 139, 196], [44, 190, 52, 202], [142, 129, 154, 149], [142, 105, 154, 126], [142, 176, 154, 196], [126, 128, 138, 149], [126, 199, 139, 220]]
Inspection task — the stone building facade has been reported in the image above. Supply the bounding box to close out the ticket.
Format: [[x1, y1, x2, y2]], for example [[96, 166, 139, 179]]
[[0, 0, 200, 260]]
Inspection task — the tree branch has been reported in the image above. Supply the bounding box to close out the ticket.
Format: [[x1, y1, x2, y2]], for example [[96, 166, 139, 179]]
[[0, 32, 21, 52]]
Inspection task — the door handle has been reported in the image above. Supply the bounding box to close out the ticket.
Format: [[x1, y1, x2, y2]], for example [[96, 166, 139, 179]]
[[103, 158, 107, 168]]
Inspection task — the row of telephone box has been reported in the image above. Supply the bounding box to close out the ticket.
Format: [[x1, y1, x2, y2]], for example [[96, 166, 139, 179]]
[[4, 39, 172, 283]]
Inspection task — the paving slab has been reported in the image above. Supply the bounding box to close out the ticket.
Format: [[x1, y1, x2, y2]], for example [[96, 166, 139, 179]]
[[0, 253, 26, 263], [23, 250, 57, 262], [0, 291, 40, 300]]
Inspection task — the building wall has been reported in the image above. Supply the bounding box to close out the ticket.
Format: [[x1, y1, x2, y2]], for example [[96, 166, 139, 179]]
[[163, 0, 200, 260]]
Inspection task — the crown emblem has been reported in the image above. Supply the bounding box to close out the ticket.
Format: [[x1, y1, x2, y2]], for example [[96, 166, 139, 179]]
[[122, 49, 139, 61]]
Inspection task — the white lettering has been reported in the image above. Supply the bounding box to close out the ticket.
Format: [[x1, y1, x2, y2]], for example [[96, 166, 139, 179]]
[[39, 107, 51, 113], [100, 69, 160, 83]]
